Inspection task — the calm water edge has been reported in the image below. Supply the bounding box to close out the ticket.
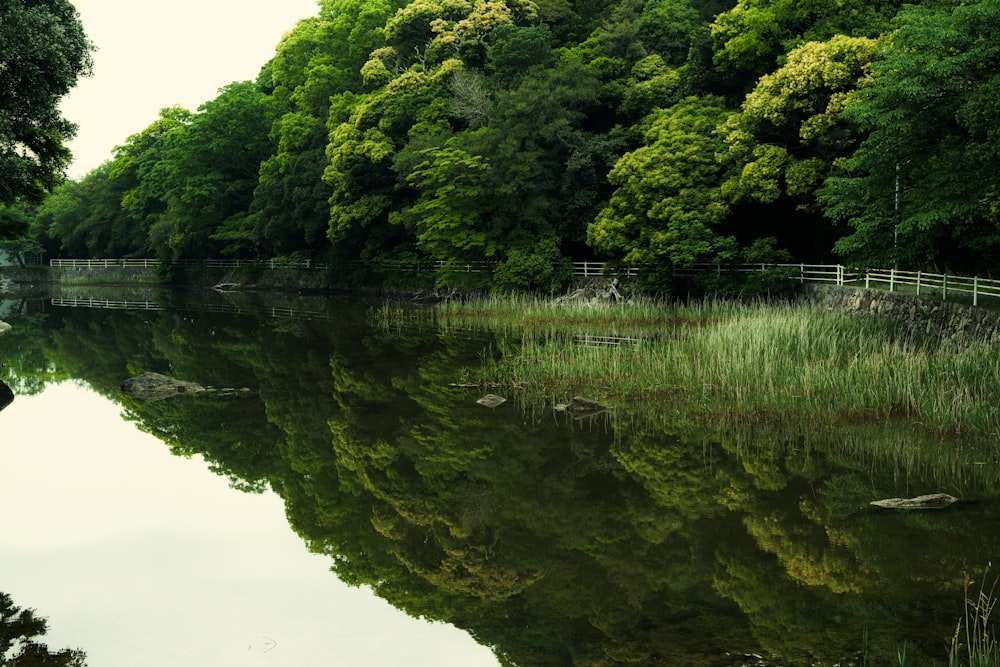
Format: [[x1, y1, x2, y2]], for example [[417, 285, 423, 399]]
[[1, 288, 998, 666]]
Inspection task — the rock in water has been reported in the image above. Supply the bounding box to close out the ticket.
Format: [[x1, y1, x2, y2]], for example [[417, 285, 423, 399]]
[[870, 493, 958, 510], [122, 372, 205, 402], [554, 396, 611, 415], [0, 321, 11, 336], [476, 394, 507, 408]]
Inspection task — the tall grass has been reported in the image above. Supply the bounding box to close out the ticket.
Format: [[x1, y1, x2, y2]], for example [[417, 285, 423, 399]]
[[434, 293, 691, 334], [950, 572, 1000, 667], [437, 297, 1000, 441]]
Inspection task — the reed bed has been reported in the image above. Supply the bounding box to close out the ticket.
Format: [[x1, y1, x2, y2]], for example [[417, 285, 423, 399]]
[[434, 293, 699, 335], [438, 298, 1000, 441]]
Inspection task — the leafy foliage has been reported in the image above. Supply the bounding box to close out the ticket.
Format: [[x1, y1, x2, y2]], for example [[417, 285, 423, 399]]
[[14, 0, 1000, 286], [822, 0, 1000, 272], [0, 0, 93, 205], [588, 96, 736, 277]]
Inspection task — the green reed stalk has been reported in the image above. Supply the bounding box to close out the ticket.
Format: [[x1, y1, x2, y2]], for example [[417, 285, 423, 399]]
[[451, 298, 1000, 441], [950, 572, 1000, 667]]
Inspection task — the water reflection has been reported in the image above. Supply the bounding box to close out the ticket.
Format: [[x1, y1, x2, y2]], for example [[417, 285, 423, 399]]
[[0, 591, 86, 666], [0, 289, 997, 666]]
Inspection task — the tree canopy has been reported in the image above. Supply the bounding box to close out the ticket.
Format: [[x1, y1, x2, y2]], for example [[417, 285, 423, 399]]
[[16, 0, 1000, 285], [0, 0, 93, 209]]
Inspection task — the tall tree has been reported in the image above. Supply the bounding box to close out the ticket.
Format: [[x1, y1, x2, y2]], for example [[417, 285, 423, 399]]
[[36, 162, 141, 257], [822, 0, 1000, 272], [149, 82, 272, 259], [109, 106, 193, 255], [718, 36, 875, 259], [0, 0, 93, 204], [588, 96, 736, 279], [251, 0, 403, 258]]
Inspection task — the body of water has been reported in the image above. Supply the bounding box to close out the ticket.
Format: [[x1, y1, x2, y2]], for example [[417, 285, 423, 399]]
[[0, 289, 997, 666]]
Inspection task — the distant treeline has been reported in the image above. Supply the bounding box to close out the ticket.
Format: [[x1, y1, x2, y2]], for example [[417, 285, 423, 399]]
[[4, 0, 1000, 291]]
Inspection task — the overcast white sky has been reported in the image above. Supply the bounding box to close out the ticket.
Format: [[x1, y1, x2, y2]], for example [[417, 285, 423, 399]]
[[61, 0, 323, 179]]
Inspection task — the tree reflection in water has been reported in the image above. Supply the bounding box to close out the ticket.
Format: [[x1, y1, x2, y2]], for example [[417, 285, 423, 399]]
[[0, 592, 86, 666], [2, 292, 999, 666]]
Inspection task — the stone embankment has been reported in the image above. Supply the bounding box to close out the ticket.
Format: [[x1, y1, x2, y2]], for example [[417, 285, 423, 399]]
[[809, 284, 1000, 349]]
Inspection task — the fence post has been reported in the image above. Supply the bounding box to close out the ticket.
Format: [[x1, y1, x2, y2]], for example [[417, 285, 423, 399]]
[[865, 272, 870, 289], [916, 271, 921, 296], [800, 263, 805, 284], [942, 273, 948, 301], [974, 275, 979, 307], [890, 268, 896, 292]]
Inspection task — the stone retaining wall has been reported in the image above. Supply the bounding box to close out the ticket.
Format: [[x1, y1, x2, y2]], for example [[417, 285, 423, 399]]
[[809, 284, 1000, 349]]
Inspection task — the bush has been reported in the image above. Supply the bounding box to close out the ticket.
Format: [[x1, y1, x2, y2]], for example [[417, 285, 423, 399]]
[[492, 237, 573, 294]]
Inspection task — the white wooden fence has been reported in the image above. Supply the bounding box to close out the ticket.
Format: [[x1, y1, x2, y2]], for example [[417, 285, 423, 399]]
[[47, 258, 1000, 307], [50, 258, 329, 270]]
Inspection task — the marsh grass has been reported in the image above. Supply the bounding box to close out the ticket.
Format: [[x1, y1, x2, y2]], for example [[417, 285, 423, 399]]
[[949, 572, 1000, 667], [436, 297, 1000, 442], [434, 293, 698, 335]]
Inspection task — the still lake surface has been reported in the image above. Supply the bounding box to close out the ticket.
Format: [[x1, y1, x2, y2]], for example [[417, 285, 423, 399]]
[[1, 288, 998, 666]]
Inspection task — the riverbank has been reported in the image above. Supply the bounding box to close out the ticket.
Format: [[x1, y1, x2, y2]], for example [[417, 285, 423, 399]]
[[809, 284, 1000, 350]]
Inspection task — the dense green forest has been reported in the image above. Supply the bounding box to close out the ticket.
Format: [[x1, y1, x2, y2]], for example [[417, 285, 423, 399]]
[[4, 0, 1000, 288]]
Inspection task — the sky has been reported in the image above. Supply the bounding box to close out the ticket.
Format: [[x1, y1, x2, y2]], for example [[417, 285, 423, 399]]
[[0, 381, 501, 667], [60, 0, 323, 179]]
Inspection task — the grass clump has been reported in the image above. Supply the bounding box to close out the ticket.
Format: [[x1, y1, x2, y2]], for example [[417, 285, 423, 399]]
[[949, 571, 1000, 667], [440, 297, 1000, 441]]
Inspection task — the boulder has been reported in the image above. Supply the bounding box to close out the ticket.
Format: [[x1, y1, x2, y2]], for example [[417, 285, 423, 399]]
[[870, 493, 957, 510], [122, 372, 205, 402], [0, 320, 11, 336]]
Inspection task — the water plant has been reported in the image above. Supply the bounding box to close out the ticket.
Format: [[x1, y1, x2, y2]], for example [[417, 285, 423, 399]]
[[438, 297, 1000, 442], [949, 571, 1000, 667]]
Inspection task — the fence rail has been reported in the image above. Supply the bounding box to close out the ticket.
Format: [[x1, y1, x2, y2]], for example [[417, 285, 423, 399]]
[[46, 258, 1000, 307], [50, 297, 163, 310], [50, 258, 161, 268]]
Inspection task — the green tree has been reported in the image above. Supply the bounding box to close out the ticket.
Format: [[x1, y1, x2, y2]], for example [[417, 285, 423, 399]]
[[149, 82, 273, 259], [717, 36, 875, 259], [822, 0, 1000, 272], [720, 36, 876, 210], [251, 0, 403, 258], [0, 0, 93, 204], [0, 204, 31, 241], [709, 0, 898, 94], [109, 106, 193, 256], [588, 96, 736, 280], [37, 162, 143, 258]]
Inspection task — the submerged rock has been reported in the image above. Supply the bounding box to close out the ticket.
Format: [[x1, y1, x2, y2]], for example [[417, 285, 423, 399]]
[[870, 493, 958, 510], [554, 396, 611, 415], [476, 393, 507, 408], [121, 372, 205, 402]]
